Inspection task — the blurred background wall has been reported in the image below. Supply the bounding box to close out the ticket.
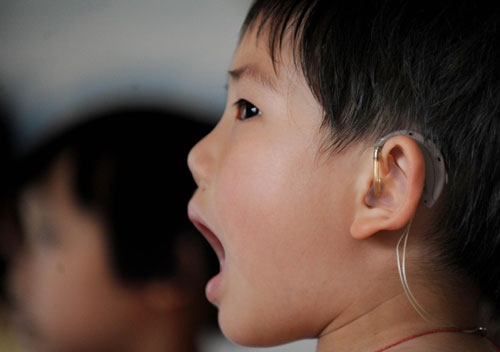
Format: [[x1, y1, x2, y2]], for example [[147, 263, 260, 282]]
[[0, 0, 249, 149], [0, 1, 317, 351]]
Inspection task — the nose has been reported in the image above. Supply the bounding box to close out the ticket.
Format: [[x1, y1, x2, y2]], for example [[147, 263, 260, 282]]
[[187, 124, 219, 190]]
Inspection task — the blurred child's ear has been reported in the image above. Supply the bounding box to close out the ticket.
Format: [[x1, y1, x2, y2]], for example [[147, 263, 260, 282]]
[[350, 136, 425, 239]]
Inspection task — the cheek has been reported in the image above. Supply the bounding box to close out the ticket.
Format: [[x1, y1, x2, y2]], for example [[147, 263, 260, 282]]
[[217, 137, 308, 258], [27, 246, 136, 348], [217, 139, 344, 289], [217, 136, 354, 269], [214, 138, 360, 341]]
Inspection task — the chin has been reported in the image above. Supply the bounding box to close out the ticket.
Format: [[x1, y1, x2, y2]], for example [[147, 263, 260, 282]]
[[218, 306, 298, 348]]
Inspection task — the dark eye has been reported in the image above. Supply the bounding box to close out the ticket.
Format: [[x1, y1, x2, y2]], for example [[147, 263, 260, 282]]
[[235, 99, 261, 120]]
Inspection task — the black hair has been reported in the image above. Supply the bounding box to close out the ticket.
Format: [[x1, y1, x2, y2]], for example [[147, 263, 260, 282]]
[[0, 102, 16, 300], [16, 107, 216, 285], [242, 1, 500, 310]]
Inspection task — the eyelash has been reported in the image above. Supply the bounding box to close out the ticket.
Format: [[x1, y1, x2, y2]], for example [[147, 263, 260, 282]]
[[234, 99, 261, 120]]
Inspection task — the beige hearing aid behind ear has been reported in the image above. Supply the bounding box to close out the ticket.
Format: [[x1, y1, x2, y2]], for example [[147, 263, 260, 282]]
[[373, 130, 447, 207]]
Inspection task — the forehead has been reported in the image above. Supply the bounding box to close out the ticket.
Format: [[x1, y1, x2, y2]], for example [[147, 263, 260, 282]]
[[230, 25, 303, 92], [21, 155, 75, 214], [229, 25, 327, 146]]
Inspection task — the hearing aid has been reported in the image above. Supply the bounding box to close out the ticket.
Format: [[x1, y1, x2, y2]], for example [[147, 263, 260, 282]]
[[373, 130, 447, 208]]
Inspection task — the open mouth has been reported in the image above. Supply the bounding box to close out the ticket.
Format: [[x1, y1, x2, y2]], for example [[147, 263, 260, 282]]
[[187, 205, 226, 301], [188, 214, 225, 270]]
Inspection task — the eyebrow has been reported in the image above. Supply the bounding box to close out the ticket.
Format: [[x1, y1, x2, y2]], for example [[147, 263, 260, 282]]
[[228, 64, 279, 92]]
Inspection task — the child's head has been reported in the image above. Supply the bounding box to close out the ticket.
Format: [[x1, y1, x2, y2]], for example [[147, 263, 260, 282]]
[[187, 0, 500, 347], [9, 108, 215, 352]]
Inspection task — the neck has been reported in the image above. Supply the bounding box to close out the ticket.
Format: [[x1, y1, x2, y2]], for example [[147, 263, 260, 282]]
[[316, 283, 489, 352]]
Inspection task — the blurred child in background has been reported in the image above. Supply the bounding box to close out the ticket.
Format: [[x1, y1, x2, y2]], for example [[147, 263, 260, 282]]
[[7, 107, 217, 352]]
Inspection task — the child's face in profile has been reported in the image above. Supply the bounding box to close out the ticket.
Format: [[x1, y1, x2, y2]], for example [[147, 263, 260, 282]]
[[9, 157, 145, 352], [188, 27, 367, 346]]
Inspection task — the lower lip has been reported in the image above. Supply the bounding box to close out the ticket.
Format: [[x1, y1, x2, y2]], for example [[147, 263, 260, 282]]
[[205, 269, 224, 303]]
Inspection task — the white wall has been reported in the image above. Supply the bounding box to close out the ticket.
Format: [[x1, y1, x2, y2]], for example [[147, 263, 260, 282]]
[[0, 0, 249, 147]]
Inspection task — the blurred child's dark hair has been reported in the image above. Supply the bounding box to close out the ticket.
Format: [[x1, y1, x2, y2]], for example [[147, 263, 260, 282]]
[[0, 102, 16, 300], [242, 0, 500, 311], [16, 107, 216, 286]]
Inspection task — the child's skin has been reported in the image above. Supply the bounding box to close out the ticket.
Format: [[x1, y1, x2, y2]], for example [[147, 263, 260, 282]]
[[188, 25, 496, 351], [9, 156, 200, 352]]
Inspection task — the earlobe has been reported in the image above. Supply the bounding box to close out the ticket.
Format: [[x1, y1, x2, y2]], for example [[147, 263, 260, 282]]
[[350, 136, 426, 240]]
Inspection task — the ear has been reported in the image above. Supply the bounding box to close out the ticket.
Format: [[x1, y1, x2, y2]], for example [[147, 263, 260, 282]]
[[350, 136, 426, 240]]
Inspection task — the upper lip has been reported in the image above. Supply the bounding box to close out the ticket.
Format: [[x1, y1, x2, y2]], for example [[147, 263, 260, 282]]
[[187, 203, 225, 268]]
